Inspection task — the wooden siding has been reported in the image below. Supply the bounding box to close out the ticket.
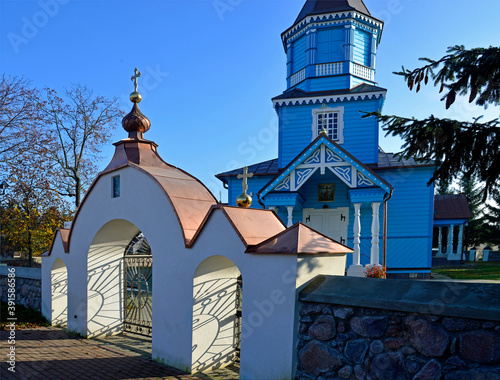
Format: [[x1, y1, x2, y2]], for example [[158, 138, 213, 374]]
[[353, 29, 371, 67], [378, 167, 435, 269], [309, 76, 350, 91], [317, 28, 344, 64], [279, 99, 381, 168], [292, 35, 307, 74]]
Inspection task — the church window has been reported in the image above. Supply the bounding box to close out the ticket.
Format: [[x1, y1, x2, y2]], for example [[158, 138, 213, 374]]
[[112, 175, 120, 198], [312, 105, 344, 143]]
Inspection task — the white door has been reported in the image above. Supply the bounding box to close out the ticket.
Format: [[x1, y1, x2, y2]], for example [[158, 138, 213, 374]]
[[303, 208, 349, 244]]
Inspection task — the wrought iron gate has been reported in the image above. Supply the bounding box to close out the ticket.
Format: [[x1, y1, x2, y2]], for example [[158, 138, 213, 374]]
[[234, 275, 242, 358], [124, 233, 153, 337]]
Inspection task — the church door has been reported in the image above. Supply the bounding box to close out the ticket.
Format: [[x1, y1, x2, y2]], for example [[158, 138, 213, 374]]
[[303, 208, 349, 244], [123, 233, 153, 337]]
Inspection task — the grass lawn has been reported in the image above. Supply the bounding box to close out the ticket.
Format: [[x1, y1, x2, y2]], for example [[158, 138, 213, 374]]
[[432, 262, 500, 280], [1, 301, 50, 329]]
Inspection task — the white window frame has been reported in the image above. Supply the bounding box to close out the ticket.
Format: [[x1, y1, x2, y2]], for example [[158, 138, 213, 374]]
[[311, 105, 344, 143]]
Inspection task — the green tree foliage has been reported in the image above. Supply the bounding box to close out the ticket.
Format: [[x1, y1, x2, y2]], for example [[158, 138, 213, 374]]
[[483, 190, 500, 246], [459, 174, 486, 249], [366, 46, 500, 200]]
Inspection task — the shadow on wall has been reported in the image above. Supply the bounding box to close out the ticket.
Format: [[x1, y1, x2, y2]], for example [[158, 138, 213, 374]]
[[192, 255, 241, 373], [51, 258, 67, 326]]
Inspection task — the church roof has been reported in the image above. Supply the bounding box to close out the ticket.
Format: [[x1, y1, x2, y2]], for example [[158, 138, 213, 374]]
[[370, 152, 434, 170], [246, 222, 353, 255], [215, 158, 279, 182], [294, 0, 371, 25], [273, 84, 387, 102], [434, 194, 473, 220]]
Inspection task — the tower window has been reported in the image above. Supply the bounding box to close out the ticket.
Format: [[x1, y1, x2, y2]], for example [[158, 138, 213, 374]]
[[112, 176, 120, 198], [312, 105, 344, 143]]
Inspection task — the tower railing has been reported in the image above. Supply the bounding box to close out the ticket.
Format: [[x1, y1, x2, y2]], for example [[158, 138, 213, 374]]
[[290, 68, 306, 86]]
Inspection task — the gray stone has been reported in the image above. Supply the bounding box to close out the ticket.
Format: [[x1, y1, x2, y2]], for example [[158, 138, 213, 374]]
[[354, 364, 364, 379], [337, 333, 349, 341], [309, 315, 336, 341], [300, 323, 310, 334], [445, 368, 500, 380], [368, 352, 406, 380], [401, 346, 415, 355], [405, 316, 449, 357], [459, 330, 500, 364], [338, 365, 353, 379], [406, 361, 420, 374], [322, 307, 332, 315], [412, 359, 442, 380], [384, 338, 404, 350], [329, 340, 338, 348], [386, 325, 402, 337], [337, 321, 346, 333], [345, 339, 368, 364], [298, 341, 342, 376], [370, 340, 384, 354], [300, 303, 324, 316], [388, 317, 401, 325], [442, 317, 481, 331], [338, 342, 345, 351], [351, 316, 387, 338], [482, 321, 495, 329], [445, 356, 466, 367], [301, 316, 313, 323], [450, 337, 457, 355], [334, 307, 354, 319]]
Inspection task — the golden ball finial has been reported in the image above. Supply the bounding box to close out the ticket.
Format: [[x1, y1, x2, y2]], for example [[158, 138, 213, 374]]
[[130, 91, 142, 103], [236, 193, 252, 208]]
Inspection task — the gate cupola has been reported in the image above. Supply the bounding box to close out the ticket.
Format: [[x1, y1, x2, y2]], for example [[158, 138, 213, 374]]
[[122, 68, 151, 140], [282, 0, 384, 91]]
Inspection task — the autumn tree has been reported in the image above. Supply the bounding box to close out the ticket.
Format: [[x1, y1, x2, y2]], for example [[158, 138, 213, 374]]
[[42, 85, 123, 207], [0, 75, 47, 165], [1, 152, 72, 265], [366, 46, 500, 200]]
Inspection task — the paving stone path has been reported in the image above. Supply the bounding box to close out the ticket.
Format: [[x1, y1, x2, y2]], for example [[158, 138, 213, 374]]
[[0, 327, 205, 380]]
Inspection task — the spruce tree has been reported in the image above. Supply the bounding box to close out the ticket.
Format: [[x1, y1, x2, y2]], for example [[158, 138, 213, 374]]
[[365, 45, 500, 201]]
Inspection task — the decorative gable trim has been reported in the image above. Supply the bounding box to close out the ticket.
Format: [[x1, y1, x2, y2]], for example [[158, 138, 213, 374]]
[[259, 136, 392, 199], [273, 90, 386, 107]]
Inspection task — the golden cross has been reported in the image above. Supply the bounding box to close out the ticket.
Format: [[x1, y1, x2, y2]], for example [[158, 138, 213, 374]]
[[131, 68, 142, 92], [237, 166, 254, 195]]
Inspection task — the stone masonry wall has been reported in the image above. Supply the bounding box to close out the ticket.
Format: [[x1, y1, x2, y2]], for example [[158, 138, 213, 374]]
[[0, 267, 42, 311], [296, 302, 500, 380]]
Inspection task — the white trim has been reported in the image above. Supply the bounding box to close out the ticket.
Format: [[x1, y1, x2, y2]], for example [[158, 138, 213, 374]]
[[273, 90, 386, 107], [311, 105, 344, 144]]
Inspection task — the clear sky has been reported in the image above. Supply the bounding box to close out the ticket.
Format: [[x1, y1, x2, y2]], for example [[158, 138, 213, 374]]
[[1, 0, 499, 202]]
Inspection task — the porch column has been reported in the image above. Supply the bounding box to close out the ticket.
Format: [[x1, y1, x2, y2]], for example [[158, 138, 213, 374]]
[[370, 202, 381, 267], [268, 206, 277, 212], [347, 203, 364, 277], [457, 224, 464, 258], [447, 225, 454, 255], [286, 206, 294, 228], [438, 227, 442, 256]]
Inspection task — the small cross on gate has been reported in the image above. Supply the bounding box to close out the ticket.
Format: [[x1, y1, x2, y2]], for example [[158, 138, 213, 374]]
[[237, 166, 254, 195], [319, 103, 328, 134], [131, 68, 142, 92]]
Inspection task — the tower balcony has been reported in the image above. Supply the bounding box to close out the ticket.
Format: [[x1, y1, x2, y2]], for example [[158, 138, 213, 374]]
[[288, 61, 375, 90]]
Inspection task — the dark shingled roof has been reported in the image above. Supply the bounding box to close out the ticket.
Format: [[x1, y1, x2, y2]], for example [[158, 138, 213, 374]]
[[273, 84, 387, 101], [216, 159, 280, 181], [434, 194, 473, 220], [295, 0, 371, 25], [371, 152, 433, 169]]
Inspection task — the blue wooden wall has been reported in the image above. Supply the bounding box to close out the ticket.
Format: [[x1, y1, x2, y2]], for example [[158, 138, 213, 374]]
[[278, 98, 382, 168]]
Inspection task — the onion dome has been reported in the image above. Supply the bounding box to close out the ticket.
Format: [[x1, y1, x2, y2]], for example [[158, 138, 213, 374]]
[[122, 68, 151, 139]]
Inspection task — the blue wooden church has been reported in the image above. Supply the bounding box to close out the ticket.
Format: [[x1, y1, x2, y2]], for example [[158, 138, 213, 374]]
[[216, 0, 435, 278]]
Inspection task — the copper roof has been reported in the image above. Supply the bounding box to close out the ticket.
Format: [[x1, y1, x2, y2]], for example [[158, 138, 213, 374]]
[[221, 206, 286, 247], [65, 138, 217, 248], [246, 222, 353, 255], [434, 194, 473, 220], [43, 228, 70, 256]]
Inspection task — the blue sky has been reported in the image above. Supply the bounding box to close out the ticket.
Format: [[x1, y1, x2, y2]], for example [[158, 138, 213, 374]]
[[1, 0, 499, 202]]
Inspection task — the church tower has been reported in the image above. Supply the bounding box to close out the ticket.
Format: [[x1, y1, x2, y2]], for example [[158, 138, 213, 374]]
[[275, 0, 386, 167]]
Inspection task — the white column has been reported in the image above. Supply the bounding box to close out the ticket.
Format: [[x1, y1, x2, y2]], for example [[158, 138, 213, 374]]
[[286, 206, 294, 228], [457, 224, 464, 258], [347, 203, 364, 277], [438, 227, 442, 256], [370, 202, 381, 267], [447, 225, 454, 256]]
